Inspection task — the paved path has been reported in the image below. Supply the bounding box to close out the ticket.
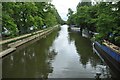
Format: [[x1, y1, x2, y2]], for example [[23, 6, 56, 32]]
[[0, 48, 16, 58], [0, 27, 51, 45], [0, 25, 58, 58]]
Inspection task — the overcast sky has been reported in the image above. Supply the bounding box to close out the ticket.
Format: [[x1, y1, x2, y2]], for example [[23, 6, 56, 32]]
[[51, 0, 80, 21]]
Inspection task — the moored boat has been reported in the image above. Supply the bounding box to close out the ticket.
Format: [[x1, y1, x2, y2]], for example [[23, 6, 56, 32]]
[[93, 41, 120, 78]]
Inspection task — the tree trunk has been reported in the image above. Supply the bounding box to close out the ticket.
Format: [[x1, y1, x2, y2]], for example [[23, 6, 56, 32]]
[[80, 26, 83, 36]]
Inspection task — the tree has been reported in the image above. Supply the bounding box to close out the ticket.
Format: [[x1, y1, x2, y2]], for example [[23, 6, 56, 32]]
[[2, 2, 18, 37], [2, 12, 18, 37], [2, 2, 63, 38], [67, 1, 120, 46], [76, 6, 91, 35]]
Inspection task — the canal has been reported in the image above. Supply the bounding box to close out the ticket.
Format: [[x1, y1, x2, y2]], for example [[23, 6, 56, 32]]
[[2, 25, 112, 78]]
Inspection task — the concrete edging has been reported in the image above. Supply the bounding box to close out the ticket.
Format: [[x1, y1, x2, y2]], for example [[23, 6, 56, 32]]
[[0, 25, 59, 58], [0, 48, 16, 58]]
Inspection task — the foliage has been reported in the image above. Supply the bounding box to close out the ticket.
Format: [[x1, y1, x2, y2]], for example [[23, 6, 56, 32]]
[[67, 1, 120, 46], [2, 12, 18, 37], [2, 2, 63, 38]]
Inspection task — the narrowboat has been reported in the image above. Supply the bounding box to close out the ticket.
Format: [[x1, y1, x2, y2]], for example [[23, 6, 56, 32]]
[[93, 41, 120, 78]]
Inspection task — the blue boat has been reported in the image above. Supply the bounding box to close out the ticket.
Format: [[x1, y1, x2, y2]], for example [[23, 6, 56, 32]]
[[93, 41, 120, 77]]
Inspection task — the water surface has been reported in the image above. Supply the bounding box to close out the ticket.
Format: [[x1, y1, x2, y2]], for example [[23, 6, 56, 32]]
[[2, 25, 111, 78]]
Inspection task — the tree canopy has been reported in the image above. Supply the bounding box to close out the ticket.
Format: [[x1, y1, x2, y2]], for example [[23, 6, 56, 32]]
[[2, 2, 64, 38], [67, 1, 120, 46]]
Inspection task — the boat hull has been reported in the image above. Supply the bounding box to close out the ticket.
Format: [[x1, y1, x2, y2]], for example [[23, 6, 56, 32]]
[[93, 42, 120, 78]]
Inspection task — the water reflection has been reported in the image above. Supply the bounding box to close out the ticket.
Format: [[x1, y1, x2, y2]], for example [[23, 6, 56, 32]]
[[48, 25, 111, 78], [68, 27, 111, 79], [69, 31, 101, 68], [2, 25, 111, 79], [2, 29, 59, 78]]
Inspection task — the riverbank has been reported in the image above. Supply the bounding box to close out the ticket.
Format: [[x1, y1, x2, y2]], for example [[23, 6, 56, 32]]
[[0, 25, 59, 58], [0, 25, 58, 45]]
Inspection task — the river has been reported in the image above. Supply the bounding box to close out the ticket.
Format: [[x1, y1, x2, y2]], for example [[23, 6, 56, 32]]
[[2, 25, 112, 79]]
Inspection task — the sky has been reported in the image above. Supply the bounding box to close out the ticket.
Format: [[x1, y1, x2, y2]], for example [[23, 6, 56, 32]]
[[51, 0, 112, 21], [51, 0, 80, 21]]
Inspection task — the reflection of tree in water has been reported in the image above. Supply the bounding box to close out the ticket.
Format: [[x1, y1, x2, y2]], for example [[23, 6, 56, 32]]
[[48, 49, 57, 60], [68, 31, 111, 79], [2, 29, 59, 78], [68, 31, 102, 68]]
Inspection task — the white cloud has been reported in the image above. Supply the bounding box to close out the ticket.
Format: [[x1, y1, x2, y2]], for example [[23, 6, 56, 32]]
[[51, 0, 80, 21]]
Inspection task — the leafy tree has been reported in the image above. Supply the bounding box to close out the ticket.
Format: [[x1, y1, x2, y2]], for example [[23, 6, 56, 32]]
[[67, 1, 120, 46], [2, 2, 63, 38], [76, 6, 91, 34], [45, 12, 57, 27], [2, 12, 18, 37]]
